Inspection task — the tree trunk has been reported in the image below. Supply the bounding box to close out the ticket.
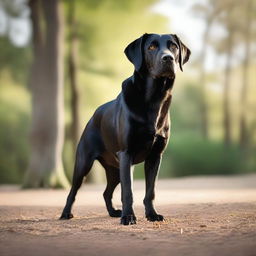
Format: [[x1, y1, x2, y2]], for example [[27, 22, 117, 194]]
[[239, 0, 252, 149], [223, 26, 234, 146], [67, 0, 80, 150], [24, 0, 69, 188], [199, 18, 212, 139]]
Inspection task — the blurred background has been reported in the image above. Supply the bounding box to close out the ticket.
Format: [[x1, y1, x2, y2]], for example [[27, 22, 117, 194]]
[[0, 0, 255, 188]]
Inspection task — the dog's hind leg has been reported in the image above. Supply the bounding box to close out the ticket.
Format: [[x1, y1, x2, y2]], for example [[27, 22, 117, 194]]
[[99, 159, 122, 217], [60, 143, 95, 220]]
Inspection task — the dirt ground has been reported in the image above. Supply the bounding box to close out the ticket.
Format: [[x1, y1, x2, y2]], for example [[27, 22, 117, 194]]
[[0, 175, 256, 256]]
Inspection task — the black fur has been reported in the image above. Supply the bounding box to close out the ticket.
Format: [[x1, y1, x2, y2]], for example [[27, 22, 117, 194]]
[[60, 33, 190, 225]]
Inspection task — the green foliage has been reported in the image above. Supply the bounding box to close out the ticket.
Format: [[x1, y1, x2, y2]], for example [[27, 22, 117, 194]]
[[134, 163, 145, 179], [135, 131, 255, 180], [63, 138, 75, 182], [64, 0, 168, 78], [0, 37, 31, 83], [1, 0, 256, 185], [171, 83, 202, 132], [161, 133, 244, 177], [0, 79, 30, 183]]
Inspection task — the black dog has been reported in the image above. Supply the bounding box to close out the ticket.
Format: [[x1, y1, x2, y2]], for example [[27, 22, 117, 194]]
[[60, 33, 190, 225]]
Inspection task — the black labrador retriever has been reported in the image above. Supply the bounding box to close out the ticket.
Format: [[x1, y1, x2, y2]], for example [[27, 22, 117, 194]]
[[60, 33, 190, 225]]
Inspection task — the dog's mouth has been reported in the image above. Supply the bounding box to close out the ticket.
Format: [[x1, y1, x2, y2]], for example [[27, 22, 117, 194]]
[[161, 64, 175, 78], [152, 63, 175, 79]]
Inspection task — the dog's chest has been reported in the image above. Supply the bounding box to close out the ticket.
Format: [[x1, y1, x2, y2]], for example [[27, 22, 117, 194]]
[[129, 98, 170, 153], [146, 93, 172, 137]]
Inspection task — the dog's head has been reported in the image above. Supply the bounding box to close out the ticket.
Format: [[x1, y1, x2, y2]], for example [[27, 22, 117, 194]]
[[124, 33, 191, 79]]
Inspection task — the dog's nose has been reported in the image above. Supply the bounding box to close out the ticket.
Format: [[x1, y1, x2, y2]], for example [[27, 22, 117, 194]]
[[161, 54, 174, 62]]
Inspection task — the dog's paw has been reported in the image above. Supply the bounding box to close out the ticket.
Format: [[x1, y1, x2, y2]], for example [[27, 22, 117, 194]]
[[109, 209, 122, 218], [59, 212, 74, 220], [146, 213, 164, 222], [120, 215, 137, 225]]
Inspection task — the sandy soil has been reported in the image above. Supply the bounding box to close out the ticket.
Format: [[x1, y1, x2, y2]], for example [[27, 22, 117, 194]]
[[0, 175, 256, 256]]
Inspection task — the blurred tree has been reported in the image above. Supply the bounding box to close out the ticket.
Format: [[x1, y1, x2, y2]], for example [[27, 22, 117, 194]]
[[207, 0, 255, 147], [67, 0, 80, 150], [0, 0, 255, 183], [222, 10, 235, 146], [0, 0, 31, 184], [0, 0, 31, 82], [239, 0, 253, 149], [75, 0, 167, 76], [24, 0, 69, 188], [212, 0, 240, 146], [192, 0, 244, 145], [192, 0, 224, 139]]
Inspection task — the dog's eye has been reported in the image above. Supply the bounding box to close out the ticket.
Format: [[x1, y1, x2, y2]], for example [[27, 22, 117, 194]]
[[148, 43, 158, 51], [169, 42, 178, 50]]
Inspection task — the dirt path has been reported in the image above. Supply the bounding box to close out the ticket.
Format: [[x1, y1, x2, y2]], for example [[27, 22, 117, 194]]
[[0, 175, 256, 256]]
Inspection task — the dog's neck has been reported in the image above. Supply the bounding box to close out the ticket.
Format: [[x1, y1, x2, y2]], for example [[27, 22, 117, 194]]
[[132, 71, 174, 103], [122, 71, 174, 127]]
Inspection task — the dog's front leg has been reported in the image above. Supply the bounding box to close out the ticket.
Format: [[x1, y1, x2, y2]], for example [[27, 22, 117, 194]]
[[144, 154, 164, 222], [119, 151, 136, 225]]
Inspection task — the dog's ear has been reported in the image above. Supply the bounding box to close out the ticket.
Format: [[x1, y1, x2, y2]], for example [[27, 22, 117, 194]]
[[173, 34, 191, 72], [124, 33, 149, 72]]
